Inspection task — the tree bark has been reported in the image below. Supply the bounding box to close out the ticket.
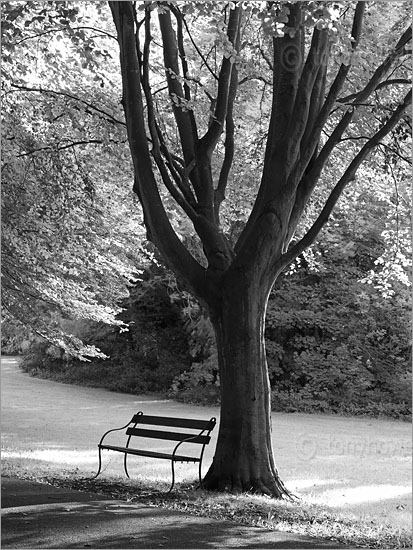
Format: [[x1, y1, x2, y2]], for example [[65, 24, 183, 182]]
[[203, 274, 292, 498]]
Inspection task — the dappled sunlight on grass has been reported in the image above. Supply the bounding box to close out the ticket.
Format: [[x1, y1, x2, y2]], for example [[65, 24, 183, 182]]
[[287, 478, 412, 506], [296, 483, 412, 534], [2, 449, 98, 465], [312, 484, 412, 507], [1, 450, 203, 488], [288, 478, 346, 490], [283, 478, 412, 535]]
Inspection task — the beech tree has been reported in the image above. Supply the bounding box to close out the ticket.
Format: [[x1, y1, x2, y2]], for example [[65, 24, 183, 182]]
[[108, 0, 411, 497]]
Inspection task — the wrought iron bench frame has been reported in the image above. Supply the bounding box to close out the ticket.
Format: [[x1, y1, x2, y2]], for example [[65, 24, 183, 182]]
[[93, 411, 216, 493]]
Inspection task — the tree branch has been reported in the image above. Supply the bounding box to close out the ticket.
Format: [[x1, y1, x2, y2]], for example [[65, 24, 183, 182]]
[[157, 4, 205, 208], [137, 9, 199, 213], [299, 61, 327, 160], [285, 27, 330, 160], [198, 5, 242, 154], [158, 8, 198, 161], [137, 7, 198, 219], [290, 19, 411, 235], [258, 45, 273, 71], [9, 83, 126, 126], [109, 1, 207, 300], [337, 78, 412, 104], [281, 90, 412, 268], [214, 11, 241, 223], [181, 13, 218, 81], [268, 3, 303, 154], [234, 3, 304, 259], [295, 2, 365, 180], [14, 139, 118, 157], [378, 142, 412, 165], [13, 25, 117, 45], [169, 4, 194, 103], [238, 74, 272, 87]]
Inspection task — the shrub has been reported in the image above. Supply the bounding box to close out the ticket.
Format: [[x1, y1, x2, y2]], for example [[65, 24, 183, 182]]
[[169, 251, 411, 417], [20, 267, 192, 394]]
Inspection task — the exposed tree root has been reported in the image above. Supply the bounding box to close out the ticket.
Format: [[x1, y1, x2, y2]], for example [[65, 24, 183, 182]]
[[202, 471, 297, 500]]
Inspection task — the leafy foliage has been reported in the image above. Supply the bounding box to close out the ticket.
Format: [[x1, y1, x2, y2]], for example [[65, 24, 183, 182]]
[[1, 1, 145, 358], [20, 261, 192, 392]]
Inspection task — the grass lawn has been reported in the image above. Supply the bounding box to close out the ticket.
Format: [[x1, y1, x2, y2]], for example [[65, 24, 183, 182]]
[[272, 412, 411, 533]]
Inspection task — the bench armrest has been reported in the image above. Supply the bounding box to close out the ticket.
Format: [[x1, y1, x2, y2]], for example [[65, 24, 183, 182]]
[[171, 432, 207, 460], [98, 419, 135, 447]]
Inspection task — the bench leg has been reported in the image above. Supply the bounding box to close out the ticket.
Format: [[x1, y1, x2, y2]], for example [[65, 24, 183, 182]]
[[198, 461, 203, 489], [124, 452, 130, 478], [166, 460, 176, 494], [91, 446, 103, 480]]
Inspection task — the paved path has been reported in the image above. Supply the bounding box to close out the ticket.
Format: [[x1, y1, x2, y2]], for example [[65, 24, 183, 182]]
[[2, 479, 346, 549]]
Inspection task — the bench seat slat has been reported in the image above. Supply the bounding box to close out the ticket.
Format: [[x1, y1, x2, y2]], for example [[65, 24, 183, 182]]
[[131, 414, 214, 430], [100, 444, 200, 463], [126, 427, 211, 444]]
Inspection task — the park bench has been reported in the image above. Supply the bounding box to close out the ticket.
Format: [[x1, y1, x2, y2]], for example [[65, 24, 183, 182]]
[[93, 411, 216, 492]]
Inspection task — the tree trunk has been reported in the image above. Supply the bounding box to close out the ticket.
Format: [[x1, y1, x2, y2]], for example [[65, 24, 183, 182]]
[[203, 274, 292, 498]]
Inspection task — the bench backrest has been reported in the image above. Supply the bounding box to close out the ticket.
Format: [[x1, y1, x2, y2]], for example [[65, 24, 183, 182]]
[[126, 413, 216, 445]]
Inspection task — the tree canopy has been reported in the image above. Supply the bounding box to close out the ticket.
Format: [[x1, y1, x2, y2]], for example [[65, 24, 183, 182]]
[[2, 1, 146, 357]]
